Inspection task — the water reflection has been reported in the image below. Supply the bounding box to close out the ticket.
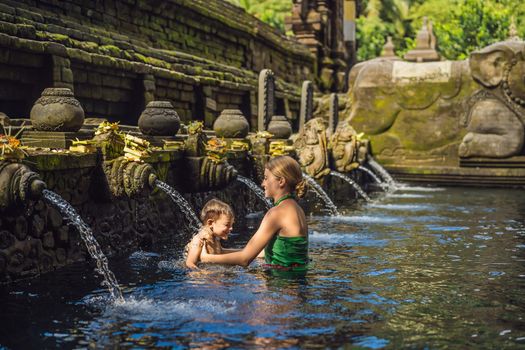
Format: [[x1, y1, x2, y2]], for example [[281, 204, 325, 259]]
[[1, 187, 525, 349]]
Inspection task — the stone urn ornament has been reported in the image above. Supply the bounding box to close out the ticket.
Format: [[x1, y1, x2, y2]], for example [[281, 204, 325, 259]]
[[213, 109, 249, 138], [138, 101, 180, 136], [267, 115, 292, 139], [30, 88, 84, 132]]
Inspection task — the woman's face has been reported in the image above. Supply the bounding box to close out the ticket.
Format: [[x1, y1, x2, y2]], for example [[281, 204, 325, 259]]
[[262, 168, 282, 198]]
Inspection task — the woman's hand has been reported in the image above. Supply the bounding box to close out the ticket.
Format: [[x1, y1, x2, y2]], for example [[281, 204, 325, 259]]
[[200, 247, 210, 262]]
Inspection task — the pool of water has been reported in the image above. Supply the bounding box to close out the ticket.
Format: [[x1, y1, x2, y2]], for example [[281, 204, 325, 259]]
[[1, 186, 525, 349]]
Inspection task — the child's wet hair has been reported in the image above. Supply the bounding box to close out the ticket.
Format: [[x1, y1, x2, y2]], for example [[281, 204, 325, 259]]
[[200, 198, 234, 223]]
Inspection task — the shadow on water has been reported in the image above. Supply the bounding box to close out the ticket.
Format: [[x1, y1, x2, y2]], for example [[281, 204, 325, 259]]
[[1, 186, 525, 349]]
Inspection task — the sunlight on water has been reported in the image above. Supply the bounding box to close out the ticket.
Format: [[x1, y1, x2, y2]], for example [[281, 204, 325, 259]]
[[2, 187, 525, 349], [388, 193, 431, 198], [396, 185, 445, 192], [367, 203, 433, 211], [312, 215, 403, 224]]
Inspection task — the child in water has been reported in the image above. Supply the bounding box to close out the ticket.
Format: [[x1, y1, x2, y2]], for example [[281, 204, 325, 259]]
[[185, 198, 235, 269]]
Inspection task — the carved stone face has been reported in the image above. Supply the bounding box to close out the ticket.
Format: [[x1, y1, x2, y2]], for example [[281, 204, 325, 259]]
[[470, 40, 525, 108], [331, 121, 357, 172], [294, 118, 330, 178], [506, 57, 525, 106]]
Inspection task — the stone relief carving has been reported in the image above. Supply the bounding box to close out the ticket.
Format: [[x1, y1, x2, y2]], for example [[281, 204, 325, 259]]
[[293, 117, 330, 179], [330, 119, 359, 172]]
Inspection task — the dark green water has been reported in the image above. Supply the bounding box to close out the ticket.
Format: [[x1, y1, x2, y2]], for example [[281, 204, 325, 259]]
[[1, 186, 524, 349]]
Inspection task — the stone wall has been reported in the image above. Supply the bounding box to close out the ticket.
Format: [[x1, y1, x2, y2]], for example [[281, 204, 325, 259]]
[[0, 153, 269, 283], [0, 0, 316, 129]]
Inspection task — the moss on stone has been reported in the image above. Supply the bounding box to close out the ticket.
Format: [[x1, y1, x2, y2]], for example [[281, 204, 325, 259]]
[[133, 53, 148, 63], [100, 44, 121, 57], [48, 33, 70, 45]]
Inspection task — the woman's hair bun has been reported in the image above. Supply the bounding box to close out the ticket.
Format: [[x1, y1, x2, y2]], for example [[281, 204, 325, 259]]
[[295, 178, 307, 198]]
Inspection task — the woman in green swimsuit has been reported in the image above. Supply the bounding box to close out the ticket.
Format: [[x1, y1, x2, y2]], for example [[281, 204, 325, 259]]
[[200, 155, 308, 270]]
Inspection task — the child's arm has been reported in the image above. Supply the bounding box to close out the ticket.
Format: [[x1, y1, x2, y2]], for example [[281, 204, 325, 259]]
[[185, 236, 204, 269], [200, 209, 279, 267]]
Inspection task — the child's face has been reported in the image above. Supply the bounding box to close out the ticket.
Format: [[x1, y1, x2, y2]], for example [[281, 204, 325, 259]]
[[209, 214, 234, 240]]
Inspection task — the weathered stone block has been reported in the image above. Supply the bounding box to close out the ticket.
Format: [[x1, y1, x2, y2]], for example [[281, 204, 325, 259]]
[[0, 230, 14, 249], [30, 214, 45, 238], [180, 91, 194, 102], [143, 79, 155, 91], [102, 74, 121, 87], [47, 207, 63, 229], [87, 72, 101, 85], [0, 3, 15, 15], [55, 248, 66, 263], [14, 217, 27, 240], [61, 67, 74, 83], [67, 48, 92, 63], [42, 231, 55, 248], [18, 38, 45, 53], [73, 70, 87, 83], [92, 54, 117, 67], [0, 21, 17, 36], [44, 42, 67, 57]]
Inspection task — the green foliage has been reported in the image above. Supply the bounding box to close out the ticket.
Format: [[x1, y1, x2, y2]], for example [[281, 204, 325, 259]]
[[226, 0, 293, 33], [356, 16, 393, 61], [357, 0, 415, 61], [410, 0, 514, 60], [357, 0, 525, 61]]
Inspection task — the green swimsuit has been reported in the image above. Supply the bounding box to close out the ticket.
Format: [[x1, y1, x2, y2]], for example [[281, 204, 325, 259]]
[[264, 234, 309, 269], [264, 194, 309, 270]]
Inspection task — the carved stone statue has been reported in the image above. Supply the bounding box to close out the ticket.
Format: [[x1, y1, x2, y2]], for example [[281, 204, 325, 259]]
[[293, 117, 330, 179], [330, 119, 359, 172], [345, 35, 525, 163], [459, 39, 525, 158]]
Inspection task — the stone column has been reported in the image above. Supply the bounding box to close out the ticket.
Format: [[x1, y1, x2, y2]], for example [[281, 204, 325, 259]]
[[299, 80, 313, 132], [329, 93, 338, 134], [143, 74, 156, 106], [258, 69, 275, 131], [51, 56, 74, 92]]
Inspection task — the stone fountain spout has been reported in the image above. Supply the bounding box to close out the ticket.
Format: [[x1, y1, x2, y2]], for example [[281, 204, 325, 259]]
[[182, 121, 238, 192], [102, 157, 158, 197], [0, 162, 47, 210]]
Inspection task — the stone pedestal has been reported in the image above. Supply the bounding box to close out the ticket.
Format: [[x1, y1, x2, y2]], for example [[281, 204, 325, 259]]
[[21, 130, 93, 148]]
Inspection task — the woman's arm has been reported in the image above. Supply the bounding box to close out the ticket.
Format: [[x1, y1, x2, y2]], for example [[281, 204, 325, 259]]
[[200, 209, 279, 267], [185, 236, 203, 269], [221, 248, 241, 253]]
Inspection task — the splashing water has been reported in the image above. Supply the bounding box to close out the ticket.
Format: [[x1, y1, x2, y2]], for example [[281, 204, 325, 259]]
[[236, 176, 272, 210], [42, 189, 124, 301], [154, 180, 200, 232], [330, 171, 371, 201], [358, 165, 386, 187], [368, 157, 396, 186], [302, 173, 339, 216]]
